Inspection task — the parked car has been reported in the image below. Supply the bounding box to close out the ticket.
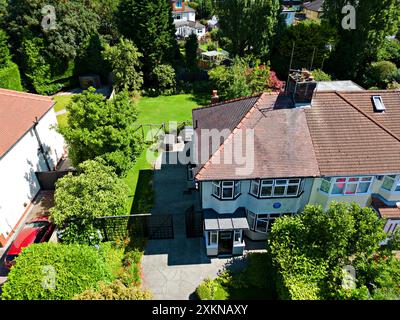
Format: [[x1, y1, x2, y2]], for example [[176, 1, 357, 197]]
[[3, 217, 55, 269]]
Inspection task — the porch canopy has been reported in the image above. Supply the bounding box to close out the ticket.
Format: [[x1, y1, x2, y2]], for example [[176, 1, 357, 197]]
[[203, 208, 249, 231]]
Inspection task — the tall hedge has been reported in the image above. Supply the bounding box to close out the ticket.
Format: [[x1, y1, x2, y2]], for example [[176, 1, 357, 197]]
[[0, 61, 22, 91], [1, 243, 113, 300]]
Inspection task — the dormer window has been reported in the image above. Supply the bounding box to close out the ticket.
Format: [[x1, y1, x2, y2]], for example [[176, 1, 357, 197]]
[[372, 96, 385, 112]]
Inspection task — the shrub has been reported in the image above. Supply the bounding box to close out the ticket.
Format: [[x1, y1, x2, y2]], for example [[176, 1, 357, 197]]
[[149, 64, 176, 96], [207, 42, 217, 51], [311, 69, 332, 81], [98, 242, 125, 278], [0, 62, 23, 91], [1, 243, 113, 300], [196, 278, 229, 300], [364, 61, 398, 88], [73, 280, 152, 300]]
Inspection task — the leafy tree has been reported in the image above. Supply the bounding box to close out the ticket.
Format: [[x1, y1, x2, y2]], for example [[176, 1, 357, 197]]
[[311, 69, 332, 81], [209, 57, 270, 100], [73, 280, 152, 300], [323, 0, 400, 80], [271, 20, 337, 79], [269, 202, 387, 300], [149, 64, 176, 96], [194, 0, 214, 20], [102, 38, 143, 93], [185, 33, 199, 70], [215, 0, 280, 57], [58, 88, 143, 174], [364, 61, 398, 89], [50, 159, 128, 244], [0, 28, 10, 66], [117, 0, 179, 84], [377, 38, 400, 66], [1, 243, 113, 300]]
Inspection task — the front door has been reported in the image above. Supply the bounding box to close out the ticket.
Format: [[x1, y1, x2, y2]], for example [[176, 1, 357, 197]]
[[218, 231, 233, 255]]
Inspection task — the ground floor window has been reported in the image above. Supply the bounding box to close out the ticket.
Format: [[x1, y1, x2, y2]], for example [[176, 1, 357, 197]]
[[208, 231, 218, 246], [246, 210, 289, 234]]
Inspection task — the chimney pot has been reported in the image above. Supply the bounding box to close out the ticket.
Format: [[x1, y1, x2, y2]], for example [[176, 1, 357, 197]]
[[211, 90, 219, 104]]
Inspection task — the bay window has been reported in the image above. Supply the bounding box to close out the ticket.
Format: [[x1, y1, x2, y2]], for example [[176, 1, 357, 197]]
[[212, 181, 241, 199], [381, 175, 400, 192], [246, 210, 287, 234], [320, 176, 373, 195], [250, 179, 302, 198]]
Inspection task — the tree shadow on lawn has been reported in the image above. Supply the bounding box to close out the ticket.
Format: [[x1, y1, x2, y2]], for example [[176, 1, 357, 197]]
[[188, 92, 211, 107], [130, 170, 154, 215]]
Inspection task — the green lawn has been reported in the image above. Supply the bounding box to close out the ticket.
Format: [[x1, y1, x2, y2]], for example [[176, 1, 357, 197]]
[[135, 93, 209, 125], [53, 95, 73, 112], [56, 113, 68, 128]]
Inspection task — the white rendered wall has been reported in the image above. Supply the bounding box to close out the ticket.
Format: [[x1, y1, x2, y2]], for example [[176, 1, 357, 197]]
[[0, 108, 65, 238]]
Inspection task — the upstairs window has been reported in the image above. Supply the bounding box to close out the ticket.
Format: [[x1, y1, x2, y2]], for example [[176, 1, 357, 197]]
[[212, 181, 241, 200], [381, 175, 400, 192], [250, 179, 302, 198], [176, 0, 182, 8], [320, 176, 373, 195]]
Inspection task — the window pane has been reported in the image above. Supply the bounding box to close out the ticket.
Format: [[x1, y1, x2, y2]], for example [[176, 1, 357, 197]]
[[255, 219, 268, 233], [395, 183, 400, 192], [222, 187, 233, 198], [246, 211, 256, 230], [260, 186, 272, 197], [275, 179, 287, 185], [262, 179, 273, 186], [289, 179, 300, 184], [250, 180, 259, 196], [210, 232, 218, 244], [357, 182, 370, 193], [320, 180, 331, 193], [361, 177, 372, 181], [287, 185, 298, 195], [336, 177, 346, 182], [222, 181, 234, 186], [234, 181, 240, 197], [273, 186, 285, 196], [382, 176, 395, 191], [234, 230, 241, 242], [332, 183, 345, 194], [345, 183, 357, 195], [349, 177, 359, 182]]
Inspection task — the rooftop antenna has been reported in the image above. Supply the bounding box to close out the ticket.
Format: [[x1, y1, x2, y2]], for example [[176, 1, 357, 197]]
[[285, 41, 295, 94]]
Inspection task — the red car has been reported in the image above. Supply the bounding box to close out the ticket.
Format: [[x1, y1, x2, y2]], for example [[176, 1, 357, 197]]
[[3, 217, 55, 269]]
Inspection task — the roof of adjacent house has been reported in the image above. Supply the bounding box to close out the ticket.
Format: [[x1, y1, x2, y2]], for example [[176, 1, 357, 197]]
[[316, 81, 364, 92], [0, 89, 55, 158], [193, 93, 320, 180], [303, 0, 324, 12], [193, 88, 400, 181], [306, 90, 400, 176], [174, 20, 205, 29]]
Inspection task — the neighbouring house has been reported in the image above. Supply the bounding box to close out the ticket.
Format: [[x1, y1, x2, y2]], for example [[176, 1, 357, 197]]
[[281, 7, 296, 26], [0, 89, 65, 247], [207, 15, 219, 30], [189, 70, 400, 256], [303, 0, 324, 20], [171, 0, 206, 39]]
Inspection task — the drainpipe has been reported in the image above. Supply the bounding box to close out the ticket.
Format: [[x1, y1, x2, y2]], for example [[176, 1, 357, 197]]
[[33, 117, 52, 171]]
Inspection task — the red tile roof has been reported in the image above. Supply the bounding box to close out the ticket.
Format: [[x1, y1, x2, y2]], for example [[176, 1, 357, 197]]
[[193, 93, 320, 180], [306, 91, 400, 176], [0, 89, 54, 158]]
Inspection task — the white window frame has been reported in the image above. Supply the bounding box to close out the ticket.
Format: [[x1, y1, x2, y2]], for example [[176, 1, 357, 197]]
[[208, 231, 218, 246], [246, 210, 287, 234], [212, 181, 240, 200], [234, 230, 243, 244], [380, 175, 400, 193], [320, 176, 374, 195], [249, 179, 302, 198]]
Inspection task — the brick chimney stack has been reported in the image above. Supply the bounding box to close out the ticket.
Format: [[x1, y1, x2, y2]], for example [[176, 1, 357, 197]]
[[211, 90, 219, 104]]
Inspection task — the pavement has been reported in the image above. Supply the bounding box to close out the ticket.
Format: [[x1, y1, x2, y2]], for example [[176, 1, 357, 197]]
[[141, 149, 248, 299]]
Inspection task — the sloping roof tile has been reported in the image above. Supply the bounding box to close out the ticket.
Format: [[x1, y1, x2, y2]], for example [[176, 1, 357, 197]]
[[0, 89, 54, 158]]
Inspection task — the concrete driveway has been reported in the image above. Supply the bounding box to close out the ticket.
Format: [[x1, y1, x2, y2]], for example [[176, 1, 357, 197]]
[[141, 150, 247, 299]]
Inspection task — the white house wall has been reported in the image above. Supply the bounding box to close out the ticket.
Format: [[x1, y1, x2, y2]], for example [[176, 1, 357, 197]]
[[0, 108, 64, 238], [201, 178, 314, 214]]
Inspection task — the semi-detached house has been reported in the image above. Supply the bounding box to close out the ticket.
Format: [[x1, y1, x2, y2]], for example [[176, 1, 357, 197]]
[[190, 76, 400, 256]]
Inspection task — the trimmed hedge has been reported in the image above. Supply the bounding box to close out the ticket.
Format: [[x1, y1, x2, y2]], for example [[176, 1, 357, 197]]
[[1, 243, 113, 300], [0, 62, 23, 91]]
